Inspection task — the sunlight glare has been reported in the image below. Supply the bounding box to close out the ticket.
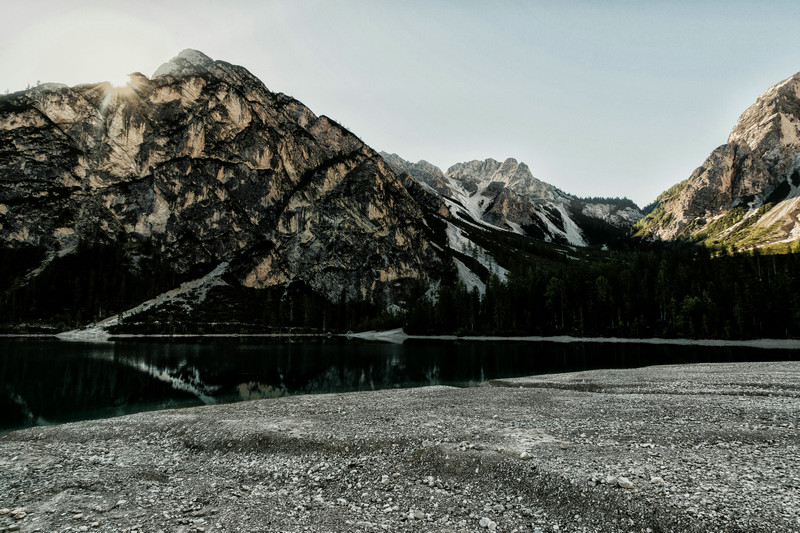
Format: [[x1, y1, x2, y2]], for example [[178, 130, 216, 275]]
[[108, 73, 131, 88]]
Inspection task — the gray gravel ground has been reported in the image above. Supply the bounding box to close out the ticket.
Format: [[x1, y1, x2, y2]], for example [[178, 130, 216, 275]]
[[1, 362, 798, 533]]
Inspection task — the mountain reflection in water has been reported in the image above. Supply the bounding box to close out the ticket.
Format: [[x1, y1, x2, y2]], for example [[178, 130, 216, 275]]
[[0, 337, 794, 433]]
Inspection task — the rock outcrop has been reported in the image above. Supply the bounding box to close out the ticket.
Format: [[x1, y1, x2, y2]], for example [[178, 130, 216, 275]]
[[0, 49, 446, 311], [637, 71, 800, 249]]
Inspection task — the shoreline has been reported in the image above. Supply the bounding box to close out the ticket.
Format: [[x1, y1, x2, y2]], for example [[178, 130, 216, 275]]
[[1, 362, 797, 532], [3, 330, 800, 349]]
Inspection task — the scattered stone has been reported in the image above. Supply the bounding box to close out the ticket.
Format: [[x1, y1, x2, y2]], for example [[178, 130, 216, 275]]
[[617, 477, 634, 489], [0, 508, 10, 515], [520, 451, 532, 460], [74, 513, 84, 520], [0, 362, 795, 532], [478, 516, 498, 530]]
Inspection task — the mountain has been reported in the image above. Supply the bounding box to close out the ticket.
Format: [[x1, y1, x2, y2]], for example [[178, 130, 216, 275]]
[[0, 50, 451, 332], [381, 152, 642, 246], [4, 50, 800, 340], [636, 71, 800, 251]]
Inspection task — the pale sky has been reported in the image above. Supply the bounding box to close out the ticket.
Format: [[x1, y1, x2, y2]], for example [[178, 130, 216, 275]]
[[3, 0, 800, 207]]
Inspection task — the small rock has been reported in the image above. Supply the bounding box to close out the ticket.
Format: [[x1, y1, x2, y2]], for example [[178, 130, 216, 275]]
[[479, 517, 497, 530], [604, 475, 617, 485], [74, 513, 84, 520], [0, 508, 10, 515], [617, 477, 634, 489], [560, 443, 568, 450], [9, 525, 21, 532], [520, 451, 532, 460], [650, 476, 665, 485]]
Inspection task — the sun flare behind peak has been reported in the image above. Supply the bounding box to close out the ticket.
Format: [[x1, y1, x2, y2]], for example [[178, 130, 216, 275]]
[[108, 73, 131, 88]]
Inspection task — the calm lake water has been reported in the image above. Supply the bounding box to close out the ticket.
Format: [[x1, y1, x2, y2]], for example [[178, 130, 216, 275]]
[[1, 337, 796, 433]]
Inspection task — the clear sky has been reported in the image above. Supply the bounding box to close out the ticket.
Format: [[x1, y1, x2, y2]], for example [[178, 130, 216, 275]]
[[3, 0, 800, 207]]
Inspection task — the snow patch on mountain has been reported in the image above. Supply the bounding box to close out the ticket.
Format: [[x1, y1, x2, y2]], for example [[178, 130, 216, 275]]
[[556, 204, 588, 246], [446, 223, 509, 281], [453, 257, 486, 295], [443, 175, 498, 228], [58, 262, 230, 339]]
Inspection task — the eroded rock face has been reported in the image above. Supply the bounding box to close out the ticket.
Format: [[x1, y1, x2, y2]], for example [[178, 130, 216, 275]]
[[379, 152, 451, 197], [0, 49, 444, 305], [638, 71, 800, 247]]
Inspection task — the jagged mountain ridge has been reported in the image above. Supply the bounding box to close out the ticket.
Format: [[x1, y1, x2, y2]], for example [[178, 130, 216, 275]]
[[0, 49, 449, 320], [381, 152, 642, 247], [636, 71, 800, 250]]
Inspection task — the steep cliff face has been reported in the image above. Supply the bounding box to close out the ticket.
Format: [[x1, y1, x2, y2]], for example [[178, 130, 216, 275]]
[[637, 71, 800, 249], [383, 154, 641, 246], [0, 50, 446, 318]]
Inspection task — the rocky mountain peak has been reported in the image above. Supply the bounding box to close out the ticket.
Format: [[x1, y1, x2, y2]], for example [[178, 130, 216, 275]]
[[379, 152, 450, 196], [0, 50, 447, 317], [636, 70, 800, 248], [447, 157, 565, 202], [152, 49, 216, 78]]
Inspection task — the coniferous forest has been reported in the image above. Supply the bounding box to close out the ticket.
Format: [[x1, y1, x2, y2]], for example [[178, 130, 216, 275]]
[[406, 243, 800, 339], [2, 237, 800, 339]]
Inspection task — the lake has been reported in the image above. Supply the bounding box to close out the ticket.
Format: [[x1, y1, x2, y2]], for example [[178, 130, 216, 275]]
[[1, 336, 797, 433]]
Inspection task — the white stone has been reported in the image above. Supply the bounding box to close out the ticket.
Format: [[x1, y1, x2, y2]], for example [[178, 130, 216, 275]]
[[617, 476, 634, 489]]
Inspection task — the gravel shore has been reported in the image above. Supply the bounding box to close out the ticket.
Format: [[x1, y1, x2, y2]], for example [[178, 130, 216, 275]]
[[1, 362, 798, 532]]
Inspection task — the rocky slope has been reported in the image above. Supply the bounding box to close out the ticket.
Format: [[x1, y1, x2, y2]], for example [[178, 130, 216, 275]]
[[636, 71, 800, 250], [0, 50, 449, 325], [382, 153, 642, 246]]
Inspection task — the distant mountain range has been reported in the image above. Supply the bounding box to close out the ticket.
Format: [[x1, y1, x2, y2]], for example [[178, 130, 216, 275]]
[[380, 153, 642, 247], [1, 50, 799, 334]]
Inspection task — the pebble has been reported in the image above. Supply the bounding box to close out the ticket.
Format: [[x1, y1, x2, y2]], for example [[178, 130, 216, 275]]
[[617, 477, 634, 489], [650, 476, 665, 485], [479, 516, 497, 530], [0, 508, 10, 515], [520, 452, 532, 460]]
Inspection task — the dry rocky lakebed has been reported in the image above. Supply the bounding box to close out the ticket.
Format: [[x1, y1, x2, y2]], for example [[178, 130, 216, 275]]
[[1, 361, 798, 532]]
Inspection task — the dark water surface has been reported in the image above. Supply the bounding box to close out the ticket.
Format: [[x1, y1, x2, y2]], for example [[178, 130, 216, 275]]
[[1, 337, 796, 433]]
